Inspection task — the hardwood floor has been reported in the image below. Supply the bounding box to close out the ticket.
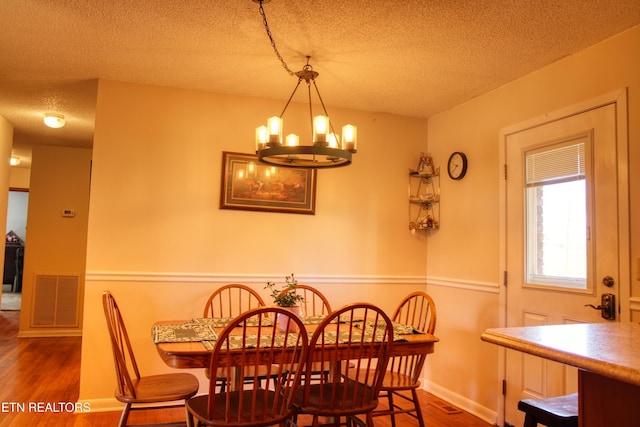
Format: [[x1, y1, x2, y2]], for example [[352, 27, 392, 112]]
[[0, 310, 492, 426]]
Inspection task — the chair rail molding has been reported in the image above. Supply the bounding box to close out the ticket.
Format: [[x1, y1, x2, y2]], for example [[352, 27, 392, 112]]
[[85, 271, 427, 286], [427, 275, 499, 294]]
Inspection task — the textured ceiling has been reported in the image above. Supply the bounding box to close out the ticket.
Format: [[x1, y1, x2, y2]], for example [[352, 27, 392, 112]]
[[1, 0, 640, 168]]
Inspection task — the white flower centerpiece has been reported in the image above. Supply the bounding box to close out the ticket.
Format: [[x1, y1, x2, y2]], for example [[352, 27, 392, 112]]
[[265, 273, 305, 331]]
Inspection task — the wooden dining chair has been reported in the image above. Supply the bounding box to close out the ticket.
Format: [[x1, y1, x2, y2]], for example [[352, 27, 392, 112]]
[[294, 303, 394, 427], [185, 306, 308, 427], [202, 284, 276, 389], [371, 291, 437, 427], [292, 284, 333, 382], [102, 291, 199, 427], [294, 284, 332, 318], [202, 283, 265, 318]]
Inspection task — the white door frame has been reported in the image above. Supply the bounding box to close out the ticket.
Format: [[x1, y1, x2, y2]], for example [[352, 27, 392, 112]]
[[495, 88, 630, 426]]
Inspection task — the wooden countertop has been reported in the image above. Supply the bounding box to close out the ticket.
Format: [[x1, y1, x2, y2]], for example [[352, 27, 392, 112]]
[[481, 322, 640, 387]]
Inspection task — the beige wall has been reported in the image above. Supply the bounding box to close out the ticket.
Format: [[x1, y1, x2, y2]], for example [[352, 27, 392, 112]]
[[18, 145, 92, 336], [424, 24, 640, 422], [9, 166, 31, 189], [79, 80, 430, 406]]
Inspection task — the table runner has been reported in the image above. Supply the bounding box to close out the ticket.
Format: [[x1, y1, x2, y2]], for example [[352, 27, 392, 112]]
[[194, 317, 275, 328], [364, 320, 421, 335], [200, 329, 376, 351], [153, 323, 218, 343], [193, 314, 328, 328], [155, 318, 422, 349], [199, 326, 416, 350]]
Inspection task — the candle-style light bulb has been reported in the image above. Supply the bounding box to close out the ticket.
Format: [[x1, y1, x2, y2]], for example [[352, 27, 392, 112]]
[[286, 134, 299, 146], [342, 124, 357, 152], [267, 116, 283, 145], [327, 133, 339, 148], [256, 126, 268, 151], [313, 115, 329, 144]]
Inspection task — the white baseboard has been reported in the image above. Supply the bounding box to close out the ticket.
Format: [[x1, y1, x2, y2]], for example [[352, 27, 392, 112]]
[[78, 398, 190, 414], [422, 380, 498, 426], [17, 329, 82, 338], [78, 398, 122, 413]]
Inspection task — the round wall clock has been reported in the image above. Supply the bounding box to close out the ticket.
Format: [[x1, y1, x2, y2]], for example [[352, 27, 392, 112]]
[[447, 151, 468, 180]]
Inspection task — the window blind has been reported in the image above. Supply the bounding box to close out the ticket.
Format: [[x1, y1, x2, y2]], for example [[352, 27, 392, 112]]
[[526, 141, 585, 187]]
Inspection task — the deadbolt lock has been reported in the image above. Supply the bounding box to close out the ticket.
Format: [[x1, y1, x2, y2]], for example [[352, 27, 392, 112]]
[[602, 276, 615, 287]]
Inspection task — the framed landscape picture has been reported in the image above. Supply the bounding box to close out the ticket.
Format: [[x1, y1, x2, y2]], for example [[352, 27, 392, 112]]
[[220, 151, 317, 215]]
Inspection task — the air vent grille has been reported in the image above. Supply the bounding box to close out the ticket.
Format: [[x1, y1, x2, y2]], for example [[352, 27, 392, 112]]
[[32, 275, 79, 327]]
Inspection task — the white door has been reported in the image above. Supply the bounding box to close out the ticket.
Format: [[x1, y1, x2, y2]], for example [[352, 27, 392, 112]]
[[503, 101, 624, 426]]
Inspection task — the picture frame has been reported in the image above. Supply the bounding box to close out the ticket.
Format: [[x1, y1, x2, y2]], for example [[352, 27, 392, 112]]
[[220, 151, 317, 215]]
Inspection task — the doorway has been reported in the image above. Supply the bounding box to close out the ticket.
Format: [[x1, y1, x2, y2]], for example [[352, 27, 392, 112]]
[[1, 189, 28, 311], [499, 90, 630, 426]]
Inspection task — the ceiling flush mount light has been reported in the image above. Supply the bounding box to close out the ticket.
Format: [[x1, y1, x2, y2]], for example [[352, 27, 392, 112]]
[[9, 157, 20, 166], [253, 0, 357, 168], [43, 113, 65, 128]]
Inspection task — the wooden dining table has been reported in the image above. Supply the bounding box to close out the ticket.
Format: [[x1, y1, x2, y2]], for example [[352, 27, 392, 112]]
[[153, 318, 439, 370]]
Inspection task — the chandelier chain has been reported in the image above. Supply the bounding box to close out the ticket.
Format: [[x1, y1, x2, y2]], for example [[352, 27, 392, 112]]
[[258, 1, 295, 77]]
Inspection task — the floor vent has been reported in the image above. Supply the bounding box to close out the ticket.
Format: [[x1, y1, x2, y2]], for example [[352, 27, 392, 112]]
[[32, 275, 80, 327], [430, 402, 463, 415]]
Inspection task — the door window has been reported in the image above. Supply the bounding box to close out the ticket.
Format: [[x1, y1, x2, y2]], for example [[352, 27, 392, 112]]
[[525, 138, 590, 290]]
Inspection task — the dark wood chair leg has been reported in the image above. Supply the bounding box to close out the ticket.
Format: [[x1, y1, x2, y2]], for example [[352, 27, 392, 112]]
[[386, 391, 396, 427], [410, 388, 426, 427], [118, 402, 131, 427]]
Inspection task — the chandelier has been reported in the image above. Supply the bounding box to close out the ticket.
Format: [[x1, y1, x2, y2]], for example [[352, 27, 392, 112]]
[[253, 0, 357, 168]]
